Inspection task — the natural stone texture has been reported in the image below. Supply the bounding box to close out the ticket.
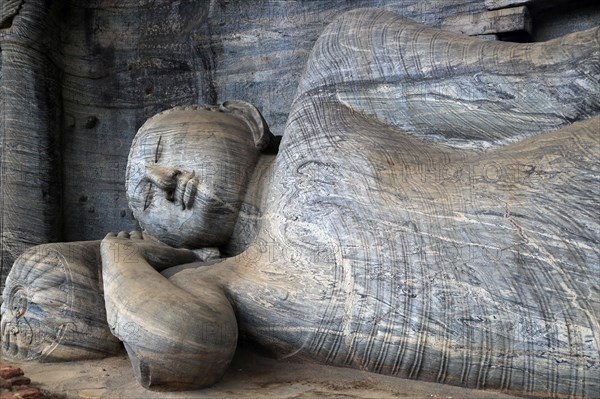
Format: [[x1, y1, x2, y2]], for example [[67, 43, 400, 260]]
[[532, 1, 600, 42], [101, 232, 239, 391], [18, 8, 594, 395], [0, 3, 598, 397], [228, 11, 598, 397], [1, 242, 122, 362], [5, 350, 521, 399], [0, 1, 22, 28], [485, 0, 531, 10], [1, 0, 597, 291], [56, 0, 211, 247], [0, 0, 63, 294], [1, 0, 493, 288], [100, 102, 279, 390], [125, 102, 278, 249], [475, 34, 500, 40], [441, 6, 531, 36]]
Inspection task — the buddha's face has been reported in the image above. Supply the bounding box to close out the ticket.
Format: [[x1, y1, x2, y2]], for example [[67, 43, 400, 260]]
[[126, 107, 260, 248]]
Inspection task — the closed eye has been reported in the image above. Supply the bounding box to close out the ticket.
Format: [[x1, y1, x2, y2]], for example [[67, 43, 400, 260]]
[[154, 135, 162, 163], [143, 181, 154, 210]]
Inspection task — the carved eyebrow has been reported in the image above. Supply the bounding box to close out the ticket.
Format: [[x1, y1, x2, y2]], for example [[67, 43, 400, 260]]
[[154, 135, 162, 163]]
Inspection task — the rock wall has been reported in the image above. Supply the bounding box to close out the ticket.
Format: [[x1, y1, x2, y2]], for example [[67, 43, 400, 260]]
[[0, 0, 63, 292], [57, 0, 492, 244], [0, 0, 597, 287]]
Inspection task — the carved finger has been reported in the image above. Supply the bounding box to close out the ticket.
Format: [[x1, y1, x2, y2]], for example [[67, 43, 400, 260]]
[[105, 232, 117, 238], [117, 231, 130, 239], [130, 231, 143, 240], [142, 232, 164, 245]]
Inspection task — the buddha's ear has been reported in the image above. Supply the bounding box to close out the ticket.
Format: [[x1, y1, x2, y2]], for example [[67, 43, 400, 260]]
[[220, 100, 280, 154]]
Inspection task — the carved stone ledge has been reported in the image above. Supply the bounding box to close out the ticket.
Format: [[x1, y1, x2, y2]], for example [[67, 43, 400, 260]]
[[485, 0, 532, 10], [441, 6, 531, 36]]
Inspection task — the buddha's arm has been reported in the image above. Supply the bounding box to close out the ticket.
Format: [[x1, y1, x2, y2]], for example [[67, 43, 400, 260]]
[[100, 233, 238, 391]]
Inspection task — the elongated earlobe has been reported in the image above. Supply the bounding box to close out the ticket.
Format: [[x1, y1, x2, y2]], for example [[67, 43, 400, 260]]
[[220, 100, 280, 154]]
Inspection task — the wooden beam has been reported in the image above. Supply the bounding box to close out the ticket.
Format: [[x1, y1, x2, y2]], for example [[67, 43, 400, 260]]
[[441, 6, 531, 36]]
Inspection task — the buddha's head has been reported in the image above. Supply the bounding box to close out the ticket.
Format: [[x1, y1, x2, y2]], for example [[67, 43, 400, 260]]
[[126, 101, 277, 248]]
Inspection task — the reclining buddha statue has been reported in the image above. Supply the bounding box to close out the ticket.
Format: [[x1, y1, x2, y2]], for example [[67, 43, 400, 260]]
[[2, 8, 599, 397]]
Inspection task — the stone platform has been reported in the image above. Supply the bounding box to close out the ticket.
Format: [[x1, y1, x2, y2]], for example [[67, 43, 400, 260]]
[[4, 346, 519, 399]]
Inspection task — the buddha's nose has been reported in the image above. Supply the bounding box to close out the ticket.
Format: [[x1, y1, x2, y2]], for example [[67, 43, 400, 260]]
[[145, 164, 181, 201]]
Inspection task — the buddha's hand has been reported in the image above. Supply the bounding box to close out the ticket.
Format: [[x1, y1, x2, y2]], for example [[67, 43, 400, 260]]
[[101, 231, 199, 272]]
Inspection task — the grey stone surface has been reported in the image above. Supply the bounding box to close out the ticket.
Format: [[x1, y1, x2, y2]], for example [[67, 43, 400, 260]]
[[0, 0, 63, 294], [0, 0, 492, 288], [531, 1, 600, 41], [441, 6, 531, 36], [9, 348, 521, 399], [0, 3, 598, 397], [1, 241, 122, 362], [0, 0, 597, 288], [4, 8, 598, 396]]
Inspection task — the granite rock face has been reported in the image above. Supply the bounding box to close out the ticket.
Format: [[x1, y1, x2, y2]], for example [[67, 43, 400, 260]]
[[248, 10, 598, 396], [2, 0, 598, 288], [0, 5, 598, 397]]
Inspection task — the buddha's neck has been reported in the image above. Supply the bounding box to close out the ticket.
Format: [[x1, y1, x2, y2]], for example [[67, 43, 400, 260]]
[[222, 154, 278, 257]]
